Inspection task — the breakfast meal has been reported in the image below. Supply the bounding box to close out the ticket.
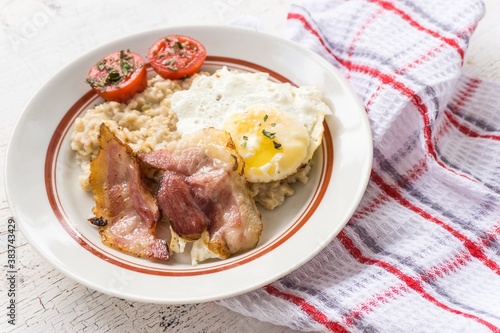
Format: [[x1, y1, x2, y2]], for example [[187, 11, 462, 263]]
[[70, 34, 332, 265]]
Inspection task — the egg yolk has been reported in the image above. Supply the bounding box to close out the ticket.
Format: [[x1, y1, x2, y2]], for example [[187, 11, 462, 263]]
[[222, 105, 310, 183]]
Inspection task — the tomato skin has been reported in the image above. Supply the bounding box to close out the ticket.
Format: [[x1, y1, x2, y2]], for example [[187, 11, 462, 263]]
[[148, 35, 207, 80], [86, 50, 148, 103]]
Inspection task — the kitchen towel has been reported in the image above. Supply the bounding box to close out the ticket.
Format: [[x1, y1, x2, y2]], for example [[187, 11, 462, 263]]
[[219, 0, 500, 332]]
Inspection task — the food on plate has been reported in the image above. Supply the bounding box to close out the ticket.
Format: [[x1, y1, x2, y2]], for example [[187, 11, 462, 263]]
[[85, 50, 148, 103], [171, 67, 331, 207], [71, 74, 195, 191], [88, 123, 169, 261], [148, 35, 206, 80], [139, 128, 263, 264], [71, 35, 333, 264]]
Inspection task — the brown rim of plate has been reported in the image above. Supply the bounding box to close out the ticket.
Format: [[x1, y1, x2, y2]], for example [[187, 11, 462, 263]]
[[44, 56, 334, 276]]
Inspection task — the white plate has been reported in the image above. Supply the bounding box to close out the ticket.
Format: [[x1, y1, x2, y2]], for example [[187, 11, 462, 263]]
[[5, 26, 372, 304]]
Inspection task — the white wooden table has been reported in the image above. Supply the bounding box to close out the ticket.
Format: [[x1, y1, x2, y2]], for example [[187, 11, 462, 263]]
[[0, 0, 300, 332], [2, 0, 498, 332]]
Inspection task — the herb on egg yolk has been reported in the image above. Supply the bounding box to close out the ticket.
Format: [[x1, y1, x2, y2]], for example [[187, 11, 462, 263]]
[[241, 135, 248, 147], [262, 129, 276, 139], [262, 129, 282, 150]]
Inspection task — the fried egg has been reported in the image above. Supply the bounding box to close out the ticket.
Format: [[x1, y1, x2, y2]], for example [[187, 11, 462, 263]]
[[170, 67, 332, 182], [222, 105, 309, 182]]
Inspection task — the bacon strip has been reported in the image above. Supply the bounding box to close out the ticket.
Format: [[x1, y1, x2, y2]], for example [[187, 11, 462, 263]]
[[140, 128, 263, 262], [89, 124, 168, 261], [157, 170, 209, 240]]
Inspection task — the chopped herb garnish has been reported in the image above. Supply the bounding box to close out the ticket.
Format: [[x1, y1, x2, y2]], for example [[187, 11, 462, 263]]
[[263, 114, 269, 122], [271, 123, 276, 127], [107, 69, 122, 83], [273, 141, 282, 150], [241, 135, 249, 147], [163, 59, 178, 71], [85, 77, 102, 89], [262, 129, 276, 139], [173, 41, 183, 53], [120, 61, 130, 76], [119, 50, 136, 77], [85, 50, 137, 90], [96, 60, 106, 70]]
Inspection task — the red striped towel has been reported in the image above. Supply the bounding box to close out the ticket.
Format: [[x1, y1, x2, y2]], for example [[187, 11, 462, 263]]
[[219, 0, 500, 332]]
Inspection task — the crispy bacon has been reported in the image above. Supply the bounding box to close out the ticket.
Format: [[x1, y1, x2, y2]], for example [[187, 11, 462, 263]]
[[140, 128, 263, 263], [157, 170, 210, 240], [88, 124, 168, 261]]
